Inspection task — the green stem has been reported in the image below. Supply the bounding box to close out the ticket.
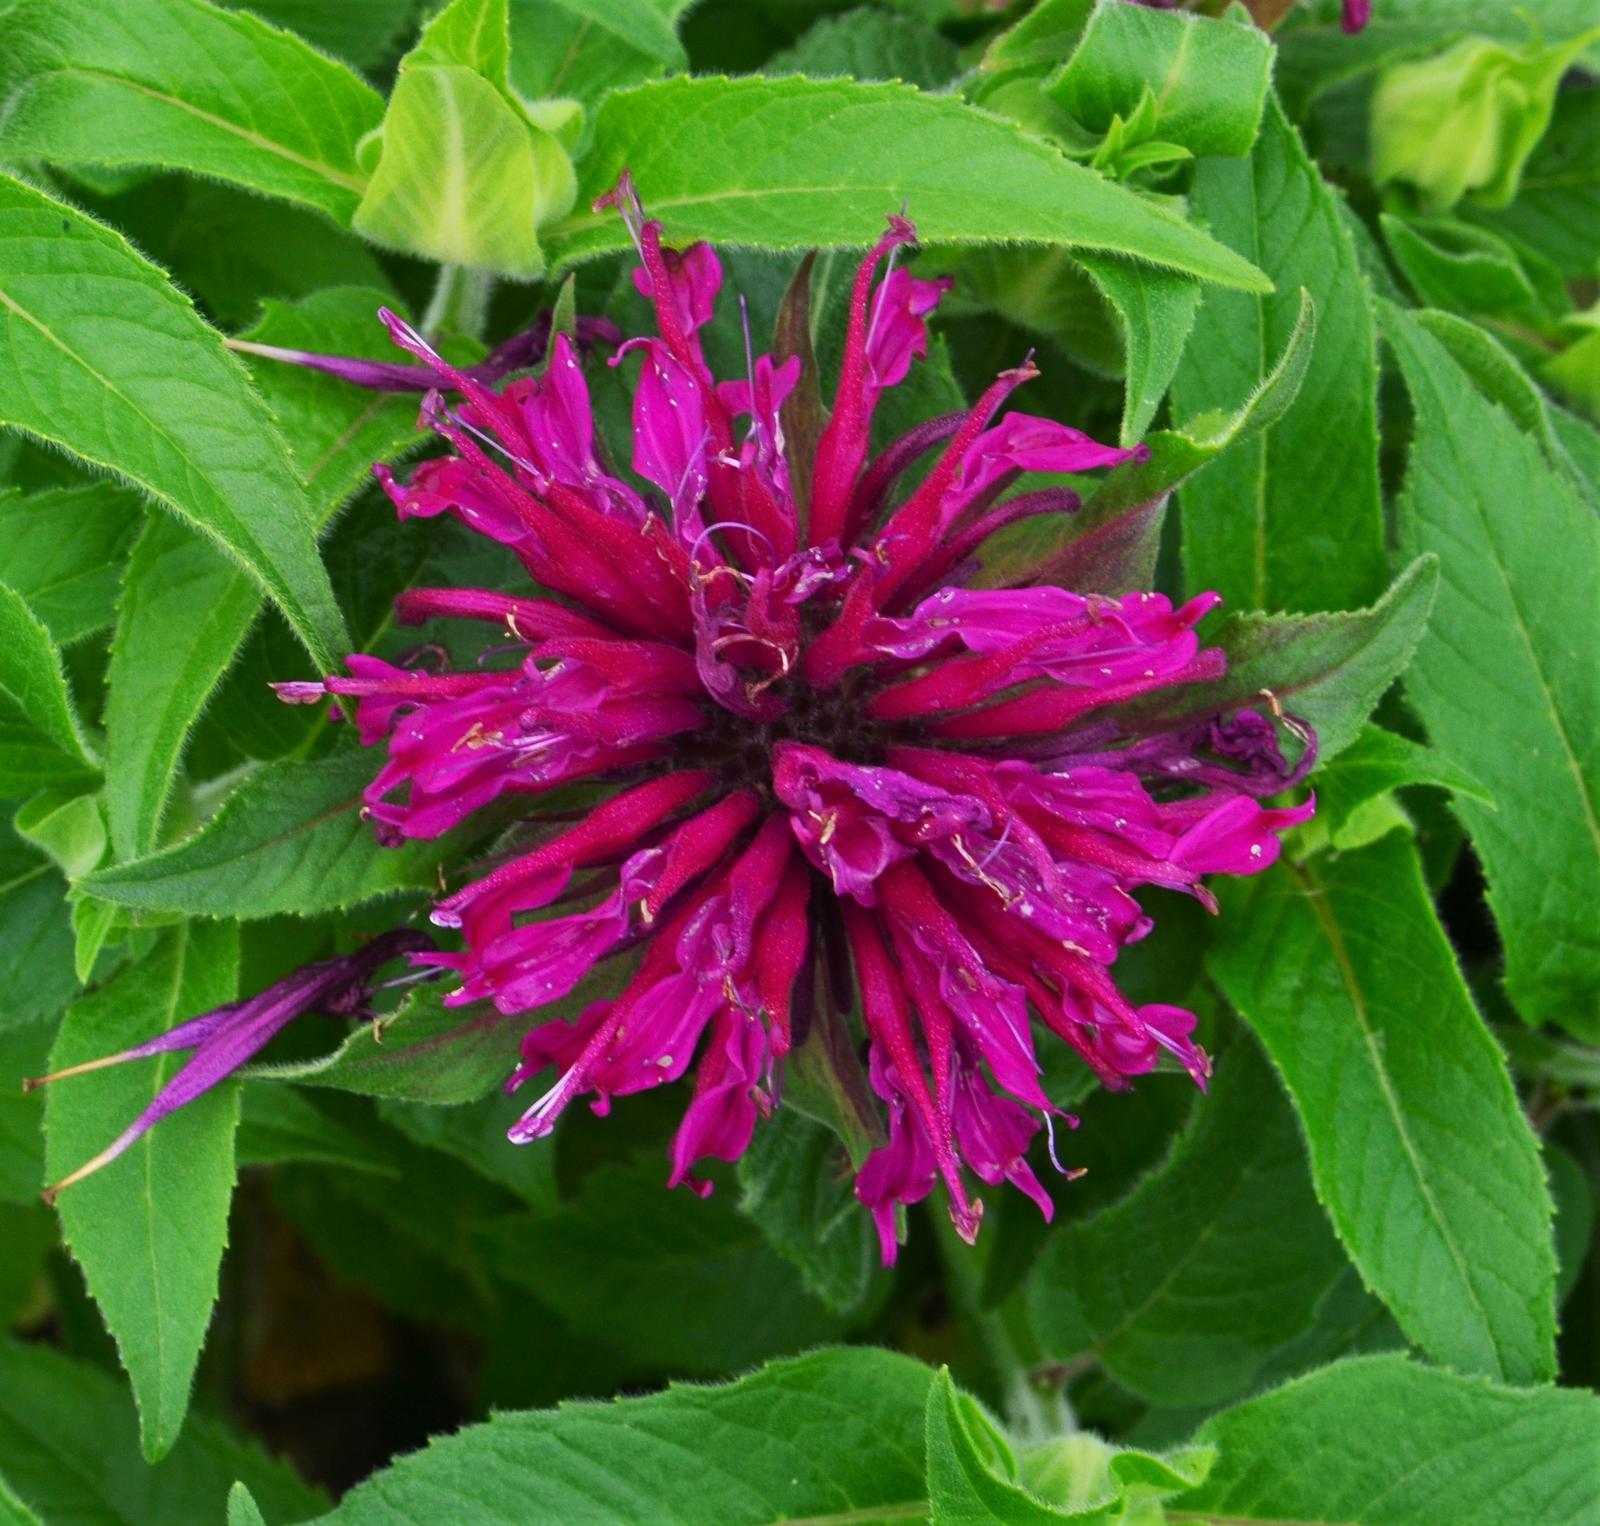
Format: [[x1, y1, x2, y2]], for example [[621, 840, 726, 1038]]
[[422, 264, 495, 341], [933, 1216, 1077, 1444]]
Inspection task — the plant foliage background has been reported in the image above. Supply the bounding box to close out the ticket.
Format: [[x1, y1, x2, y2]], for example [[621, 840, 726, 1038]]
[[0, 0, 1597, 1521]]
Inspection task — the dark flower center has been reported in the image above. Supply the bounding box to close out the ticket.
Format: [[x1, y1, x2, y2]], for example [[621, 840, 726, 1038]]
[[689, 671, 893, 796]]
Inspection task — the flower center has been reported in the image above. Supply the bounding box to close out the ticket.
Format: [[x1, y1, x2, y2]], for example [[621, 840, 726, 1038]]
[[689, 672, 892, 796]]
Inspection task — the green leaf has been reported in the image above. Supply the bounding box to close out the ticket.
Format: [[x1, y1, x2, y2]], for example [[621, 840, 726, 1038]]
[[102, 518, 261, 860], [983, 0, 1095, 76], [0, 0, 382, 224], [0, 1023, 52, 1203], [1177, 1353, 1600, 1525], [1311, 723, 1493, 849], [253, 979, 534, 1105], [225, 1480, 268, 1526], [0, 1467, 43, 1526], [1073, 255, 1201, 445], [1383, 304, 1600, 1038], [979, 288, 1316, 594], [1046, 1, 1273, 160], [1274, 0, 1600, 115], [215, 0, 421, 70], [0, 485, 140, 646], [44, 921, 241, 1460], [236, 1085, 398, 1176], [1546, 1139, 1594, 1308], [1208, 831, 1558, 1384], [1025, 1038, 1349, 1407], [103, 288, 421, 864], [736, 1105, 880, 1316], [234, 289, 424, 517], [14, 788, 107, 881], [320, 1347, 936, 1524], [86, 752, 459, 919], [1170, 97, 1385, 613], [925, 1370, 1065, 1524], [0, 1337, 326, 1526], [1126, 554, 1439, 765], [378, 1094, 557, 1211], [547, 76, 1271, 292], [354, 0, 577, 277], [0, 175, 349, 677], [542, 0, 686, 68], [508, 0, 673, 117], [478, 1154, 856, 1373], [107, 178, 396, 334], [1381, 215, 1558, 334], [0, 581, 98, 800], [1405, 308, 1597, 510], [769, 9, 961, 90]]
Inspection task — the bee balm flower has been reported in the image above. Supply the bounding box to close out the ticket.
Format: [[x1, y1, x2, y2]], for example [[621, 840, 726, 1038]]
[[278, 183, 1310, 1260]]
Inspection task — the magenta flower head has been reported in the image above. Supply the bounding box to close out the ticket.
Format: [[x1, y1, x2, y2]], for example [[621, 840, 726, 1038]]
[[274, 179, 1314, 1262], [30, 929, 435, 1204]]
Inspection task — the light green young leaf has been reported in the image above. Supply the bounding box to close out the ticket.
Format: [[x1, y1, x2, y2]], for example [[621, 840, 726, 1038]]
[[0, 0, 382, 223], [1171, 97, 1385, 613], [0, 582, 98, 798], [1047, 0, 1273, 159], [1026, 1039, 1349, 1407], [355, 0, 577, 276], [1074, 255, 1202, 446], [0, 485, 141, 647], [319, 1348, 935, 1524], [1274, 0, 1600, 115], [13, 789, 107, 880], [1209, 832, 1557, 1384], [547, 76, 1271, 292], [0, 1338, 326, 1525], [1383, 304, 1600, 1038], [43, 921, 242, 1460], [87, 752, 457, 919], [1177, 1354, 1600, 1525], [0, 176, 349, 678], [1469, 83, 1600, 280]]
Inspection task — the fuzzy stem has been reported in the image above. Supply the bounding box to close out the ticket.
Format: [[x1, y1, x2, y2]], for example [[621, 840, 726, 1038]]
[[423, 265, 495, 342]]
